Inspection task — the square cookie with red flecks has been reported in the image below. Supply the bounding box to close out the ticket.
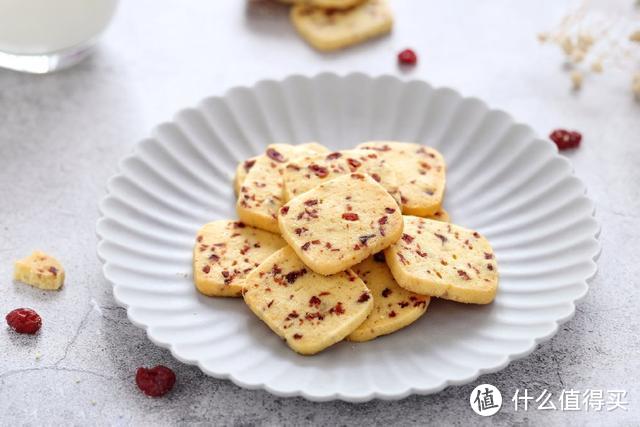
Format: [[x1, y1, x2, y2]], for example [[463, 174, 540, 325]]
[[384, 216, 498, 304], [194, 220, 286, 297], [242, 246, 373, 355], [236, 143, 327, 233], [278, 0, 364, 8], [357, 141, 446, 216], [278, 173, 403, 275], [348, 253, 429, 342], [282, 149, 401, 204], [290, 0, 393, 52]]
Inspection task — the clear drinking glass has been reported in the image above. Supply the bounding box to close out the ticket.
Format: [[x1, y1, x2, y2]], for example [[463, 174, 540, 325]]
[[0, 0, 118, 74]]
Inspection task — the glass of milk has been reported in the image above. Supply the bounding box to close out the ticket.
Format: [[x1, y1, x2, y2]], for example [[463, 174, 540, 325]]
[[0, 0, 118, 73]]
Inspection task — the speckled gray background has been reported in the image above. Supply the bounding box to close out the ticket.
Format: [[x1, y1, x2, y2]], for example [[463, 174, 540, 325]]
[[1, 1, 638, 425]]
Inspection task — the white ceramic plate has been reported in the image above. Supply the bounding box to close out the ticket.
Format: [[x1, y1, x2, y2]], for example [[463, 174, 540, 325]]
[[97, 73, 600, 402]]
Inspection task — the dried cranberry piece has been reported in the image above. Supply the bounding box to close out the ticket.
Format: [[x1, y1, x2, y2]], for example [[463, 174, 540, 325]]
[[309, 164, 329, 178], [285, 311, 299, 320], [549, 129, 582, 150], [357, 293, 371, 303], [359, 234, 375, 245], [402, 234, 414, 243], [434, 233, 447, 244], [326, 152, 342, 160], [457, 270, 471, 280], [6, 308, 42, 334], [135, 365, 176, 397], [342, 213, 359, 221], [373, 252, 386, 263], [285, 268, 307, 284], [398, 49, 418, 65], [330, 302, 345, 315], [266, 148, 286, 162], [346, 158, 361, 170]]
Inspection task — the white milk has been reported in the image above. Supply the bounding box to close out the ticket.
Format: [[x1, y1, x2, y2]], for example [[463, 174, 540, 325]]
[[0, 0, 118, 55]]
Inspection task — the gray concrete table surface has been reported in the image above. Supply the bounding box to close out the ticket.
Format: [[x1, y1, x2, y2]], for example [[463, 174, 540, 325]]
[[1, 0, 638, 425]]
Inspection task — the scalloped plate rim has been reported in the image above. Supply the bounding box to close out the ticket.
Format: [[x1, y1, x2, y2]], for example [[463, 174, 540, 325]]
[[96, 72, 600, 402]]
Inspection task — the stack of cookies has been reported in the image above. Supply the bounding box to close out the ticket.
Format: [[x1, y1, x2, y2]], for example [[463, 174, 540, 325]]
[[277, 0, 394, 51], [194, 141, 499, 355]]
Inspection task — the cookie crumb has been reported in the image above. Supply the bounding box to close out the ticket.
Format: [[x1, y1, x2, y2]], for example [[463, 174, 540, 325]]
[[14, 251, 65, 290]]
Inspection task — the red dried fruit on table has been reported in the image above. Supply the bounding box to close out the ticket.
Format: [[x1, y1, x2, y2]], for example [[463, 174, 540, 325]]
[[136, 365, 176, 397], [549, 129, 582, 150], [6, 308, 42, 334], [398, 48, 418, 65]]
